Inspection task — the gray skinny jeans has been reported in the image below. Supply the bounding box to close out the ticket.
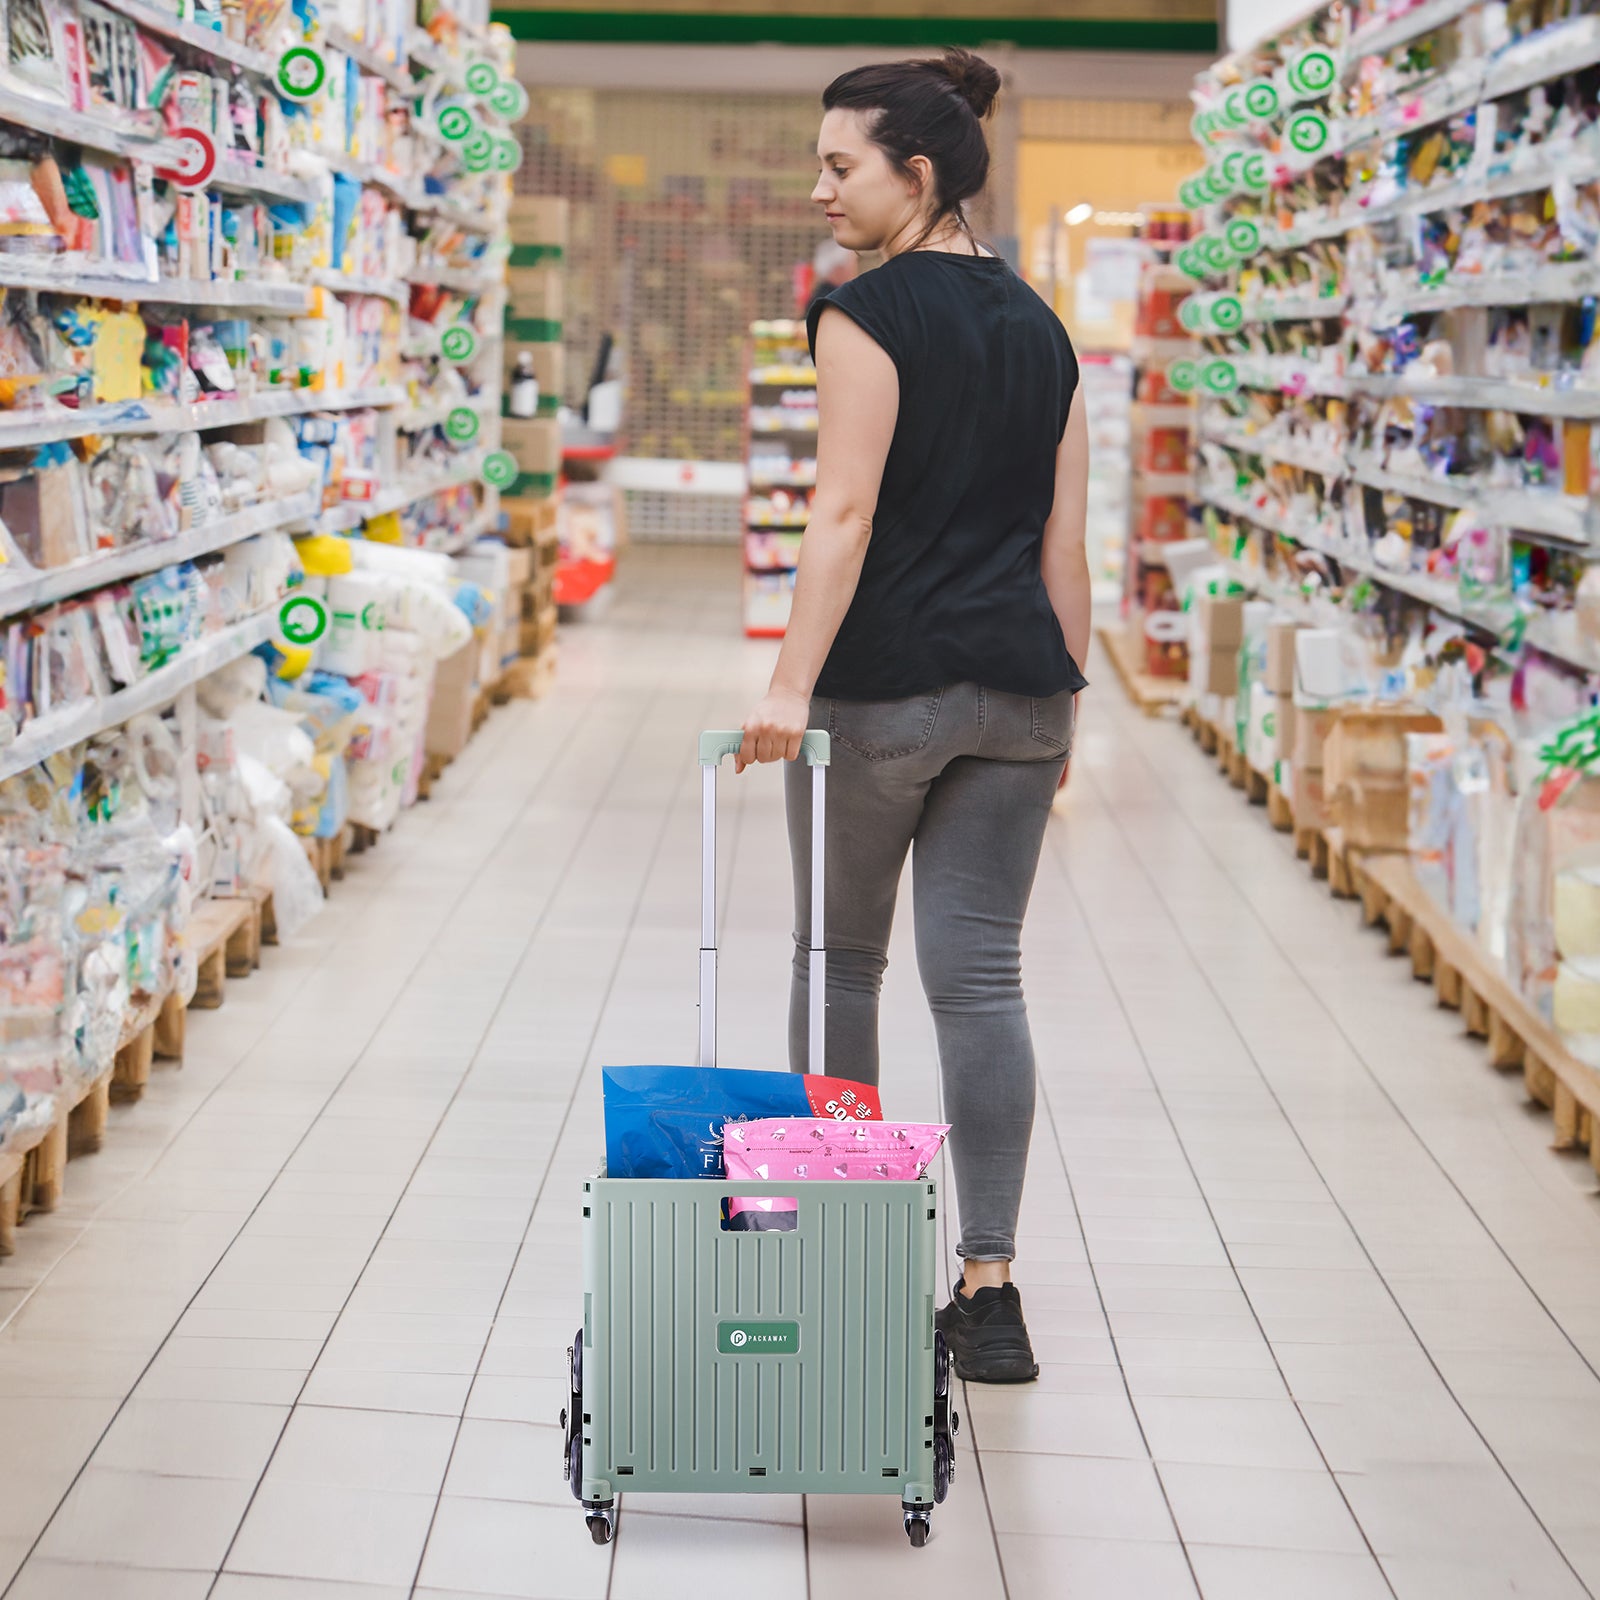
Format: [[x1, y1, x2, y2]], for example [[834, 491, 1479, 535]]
[[784, 682, 1073, 1262]]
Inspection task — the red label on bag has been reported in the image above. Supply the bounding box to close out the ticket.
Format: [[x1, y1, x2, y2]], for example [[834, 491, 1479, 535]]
[[803, 1077, 881, 1123]]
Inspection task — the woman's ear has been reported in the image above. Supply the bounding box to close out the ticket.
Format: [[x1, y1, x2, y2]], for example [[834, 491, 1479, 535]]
[[904, 153, 933, 201]]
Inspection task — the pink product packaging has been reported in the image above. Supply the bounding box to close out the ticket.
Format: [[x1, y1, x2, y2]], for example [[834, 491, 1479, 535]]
[[722, 1119, 951, 1183]]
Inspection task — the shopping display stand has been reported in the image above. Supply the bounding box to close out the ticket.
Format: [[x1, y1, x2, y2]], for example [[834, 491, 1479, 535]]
[[742, 320, 816, 639], [0, 6, 568, 1251]]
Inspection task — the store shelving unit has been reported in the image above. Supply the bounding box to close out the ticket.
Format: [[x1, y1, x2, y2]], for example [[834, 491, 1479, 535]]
[[742, 320, 816, 638], [1182, 0, 1600, 675], [0, 3, 522, 738]]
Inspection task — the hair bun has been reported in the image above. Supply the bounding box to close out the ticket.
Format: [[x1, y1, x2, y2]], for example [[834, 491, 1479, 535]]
[[932, 48, 1000, 119]]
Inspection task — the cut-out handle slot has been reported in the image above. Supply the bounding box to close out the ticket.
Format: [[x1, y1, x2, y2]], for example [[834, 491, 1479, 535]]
[[720, 1196, 798, 1233]]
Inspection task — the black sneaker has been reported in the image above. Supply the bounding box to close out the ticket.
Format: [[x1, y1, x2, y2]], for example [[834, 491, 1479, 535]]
[[935, 1278, 1039, 1384]]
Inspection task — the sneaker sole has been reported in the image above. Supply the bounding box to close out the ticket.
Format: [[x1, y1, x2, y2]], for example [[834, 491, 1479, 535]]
[[948, 1338, 1039, 1385]]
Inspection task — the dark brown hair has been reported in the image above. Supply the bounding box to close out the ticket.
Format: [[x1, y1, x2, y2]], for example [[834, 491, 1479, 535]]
[[822, 48, 1000, 243]]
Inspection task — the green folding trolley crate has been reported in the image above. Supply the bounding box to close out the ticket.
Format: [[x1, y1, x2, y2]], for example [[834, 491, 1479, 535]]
[[561, 731, 959, 1546]]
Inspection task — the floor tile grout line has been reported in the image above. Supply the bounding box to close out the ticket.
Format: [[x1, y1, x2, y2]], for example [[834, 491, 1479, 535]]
[[1016, 843, 1212, 1597], [403, 609, 732, 1599], [1038, 812, 1395, 1598], [0, 663, 613, 1600], [201, 610, 696, 1599], [1067, 696, 1595, 1598], [1109, 697, 1600, 1379]]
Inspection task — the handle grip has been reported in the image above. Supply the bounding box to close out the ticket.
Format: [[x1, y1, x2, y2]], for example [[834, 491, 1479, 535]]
[[699, 729, 830, 766]]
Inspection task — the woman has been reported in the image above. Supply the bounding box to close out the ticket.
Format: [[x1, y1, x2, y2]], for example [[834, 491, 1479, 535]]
[[736, 48, 1090, 1384]]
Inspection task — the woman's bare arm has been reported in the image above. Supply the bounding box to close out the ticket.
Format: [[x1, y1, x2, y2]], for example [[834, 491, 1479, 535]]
[[1040, 396, 1091, 672], [737, 307, 898, 770]]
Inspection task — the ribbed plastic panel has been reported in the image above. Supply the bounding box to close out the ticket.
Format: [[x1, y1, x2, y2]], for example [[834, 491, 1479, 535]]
[[581, 1176, 938, 1502]]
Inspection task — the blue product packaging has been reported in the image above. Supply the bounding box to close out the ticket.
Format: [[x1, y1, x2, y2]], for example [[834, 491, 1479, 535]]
[[601, 1063, 882, 1180]]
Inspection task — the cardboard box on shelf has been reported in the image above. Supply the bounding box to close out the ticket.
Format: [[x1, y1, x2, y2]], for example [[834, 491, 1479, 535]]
[[1324, 707, 1444, 851], [501, 496, 559, 546], [1292, 761, 1327, 829], [1266, 619, 1301, 696], [508, 195, 569, 246], [1293, 706, 1337, 773], [425, 640, 477, 761], [1205, 648, 1237, 698], [506, 268, 564, 322], [1196, 592, 1245, 651], [1275, 696, 1297, 762], [502, 417, 562, 478]]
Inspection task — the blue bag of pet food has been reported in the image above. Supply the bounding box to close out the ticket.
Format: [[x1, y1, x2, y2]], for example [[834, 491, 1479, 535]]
[[601, 1064, 881, 1180]]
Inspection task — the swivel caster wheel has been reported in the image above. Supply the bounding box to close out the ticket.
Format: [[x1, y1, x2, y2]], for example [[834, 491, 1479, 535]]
[[932, 1329, 957, 1505], [584, 1502, 616, 1544], [562, 1335, 584, 1502], [903, 1506, 932, 1548]]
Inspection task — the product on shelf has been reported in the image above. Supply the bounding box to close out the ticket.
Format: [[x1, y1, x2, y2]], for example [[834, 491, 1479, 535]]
[[742, 318, 814, 638], [0, 0, 545, 1202], [1181, 0, 1600, 1069]]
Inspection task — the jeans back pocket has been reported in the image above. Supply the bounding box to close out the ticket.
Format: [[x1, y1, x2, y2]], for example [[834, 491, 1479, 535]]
[[828, 690, 945, 761], [1029, 691, 1076, 755]]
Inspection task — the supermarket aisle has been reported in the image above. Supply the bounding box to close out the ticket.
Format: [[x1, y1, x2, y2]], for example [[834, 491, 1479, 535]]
[[3, 546, 1600, 1600]]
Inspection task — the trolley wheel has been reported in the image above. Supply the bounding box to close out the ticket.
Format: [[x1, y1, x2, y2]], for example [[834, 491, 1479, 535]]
[[933, 1432, 955, 1504], [904, 1512, 931, 1548], [566, 1430, 582, 1500], [564, 1335, 584, 1501], [587, 1511, 614, 1545]]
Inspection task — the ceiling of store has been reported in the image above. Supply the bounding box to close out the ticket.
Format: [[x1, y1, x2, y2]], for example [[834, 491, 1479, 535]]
[[488, 0, 1217, 52]]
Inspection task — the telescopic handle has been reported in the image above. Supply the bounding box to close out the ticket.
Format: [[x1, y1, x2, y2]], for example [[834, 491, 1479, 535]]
[[698, 730, 828, 1073]]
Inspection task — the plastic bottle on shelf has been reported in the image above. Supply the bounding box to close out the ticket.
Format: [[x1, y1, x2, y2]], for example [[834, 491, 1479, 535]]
[[508, 353, 540, 418]]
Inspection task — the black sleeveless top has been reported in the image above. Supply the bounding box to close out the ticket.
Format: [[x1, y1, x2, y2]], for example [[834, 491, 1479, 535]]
[[806, 250, 1086, 702]]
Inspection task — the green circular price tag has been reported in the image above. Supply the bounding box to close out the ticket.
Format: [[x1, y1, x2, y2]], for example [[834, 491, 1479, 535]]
[[437, 105, 475, 142], [1202, 358, 1240, 396], [1244, 79, 1280, 121], [278, 593, 328, 647], [1285, 108, 1331, 158], [1221, 151, 1247, 193], [1179, 298, 1202, 332], [445, 406, 480, 443], [1222, 87, 1249, 127], [1190, 111, 1211, 146], [1288, 47, 1338, 99], [462, 140, 494, 173], [1240, 152, 1271, 192], [492, 136, 522, 172], [1225, 217, 1262, 258], [489, 80, 529, 120], [1167, 360, 1200, 394], [276, 45, 325, 100], [1198, 233, 1234, 273], [440, 324, 478, 362], [481, 450, 517, 488], [1210, 293, 1243, 332], [1179, 179, 1197, 208], [1176, 245, 1207, 280], [465, 60, 500, 97]]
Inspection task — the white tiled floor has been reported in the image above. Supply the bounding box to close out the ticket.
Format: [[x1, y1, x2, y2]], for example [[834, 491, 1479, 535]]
[[3, 545, 1600, 1599]]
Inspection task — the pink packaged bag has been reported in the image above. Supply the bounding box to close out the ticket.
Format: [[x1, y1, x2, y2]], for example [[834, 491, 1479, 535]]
[[722, 1118, 951, 1183]]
